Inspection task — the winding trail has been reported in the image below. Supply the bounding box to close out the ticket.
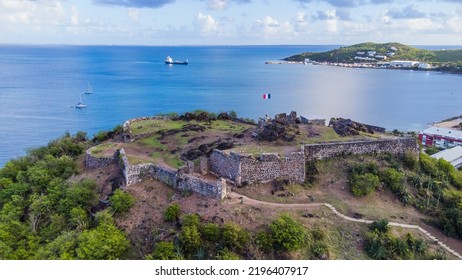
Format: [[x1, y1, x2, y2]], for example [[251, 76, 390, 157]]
[[228, 192, 462, 260]]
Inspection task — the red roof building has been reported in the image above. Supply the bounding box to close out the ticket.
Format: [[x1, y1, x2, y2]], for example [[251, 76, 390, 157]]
[[419, 126, 462, 148]]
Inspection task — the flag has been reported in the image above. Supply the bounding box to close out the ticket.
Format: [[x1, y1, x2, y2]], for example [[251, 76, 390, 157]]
[[263, 93, 271, 99]]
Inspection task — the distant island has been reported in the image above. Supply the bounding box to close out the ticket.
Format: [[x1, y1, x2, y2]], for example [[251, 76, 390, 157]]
[[284, 42, 462, 73]]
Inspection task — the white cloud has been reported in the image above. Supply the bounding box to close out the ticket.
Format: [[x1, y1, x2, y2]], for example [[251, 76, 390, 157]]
[[71, 6, 79, 26], [294, 12, 309, 32], [128, 8, 140, 22], [252, 16, 296, 39], [206, 0, 228, 10], [194, 12, 220, 35], [0, 0, 66, 26]]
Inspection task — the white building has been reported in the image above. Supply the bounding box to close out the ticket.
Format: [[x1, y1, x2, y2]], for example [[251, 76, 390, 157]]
[[390, 60, 420, 68], [431, 146, 462, 169], [418, 63, 432, 69], [419, 126, 462, 148]]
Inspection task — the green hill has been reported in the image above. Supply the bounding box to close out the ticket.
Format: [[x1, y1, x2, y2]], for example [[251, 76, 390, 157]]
[[285, 42, 462, 65]]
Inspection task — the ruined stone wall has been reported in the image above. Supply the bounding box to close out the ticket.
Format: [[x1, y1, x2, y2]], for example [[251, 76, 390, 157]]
[[239, 152, 306, 185], [118, 149, 153, 185], [84, 148, 116, 169], [209, 150, 240, 182], [118, 149, 225, 199], [178, 174, 227, 199], [122, 116, 171, 142], [304, 138, 418, 161], [152, 165, 178, 188]]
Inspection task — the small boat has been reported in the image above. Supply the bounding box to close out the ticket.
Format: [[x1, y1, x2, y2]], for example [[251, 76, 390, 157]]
[[75, 93, 87, 108], [165, 56, 188, 65], [84, 82, 93, 94]]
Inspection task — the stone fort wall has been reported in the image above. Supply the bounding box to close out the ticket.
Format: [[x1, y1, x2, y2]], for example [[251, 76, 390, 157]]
[[116, 148, 225, 199], [209, 149, 306, 186], [87, 136, 418, 199], [85, 148, 117, 169], [304, 138, 418, 161], [239, 152, 305, 185]]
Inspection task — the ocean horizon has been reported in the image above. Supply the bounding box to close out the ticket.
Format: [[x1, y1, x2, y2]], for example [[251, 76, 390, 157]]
[[1, 44, 461, 166]]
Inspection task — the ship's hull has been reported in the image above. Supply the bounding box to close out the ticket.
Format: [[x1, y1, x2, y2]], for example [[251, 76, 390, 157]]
[[165, 61, 188, 65]]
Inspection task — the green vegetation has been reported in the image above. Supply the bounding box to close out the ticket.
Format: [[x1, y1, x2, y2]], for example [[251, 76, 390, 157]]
[[109, 189, 135, 215], [0, 133, 129, 260], [268, 214, 308, 252], [164, 203, 181, 222], [285, 42, 462, 66], [348, 162, 380, 196], [364, 219, 437, 260]]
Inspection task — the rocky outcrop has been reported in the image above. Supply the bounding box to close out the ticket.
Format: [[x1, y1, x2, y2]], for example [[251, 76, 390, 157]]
[[329, 118, 386, 137]]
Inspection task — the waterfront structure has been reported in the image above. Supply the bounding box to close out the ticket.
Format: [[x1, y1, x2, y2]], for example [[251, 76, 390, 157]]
[[419, 126, 462, 148], [390, 60, 420, 68], [431, 146, 462, 169]]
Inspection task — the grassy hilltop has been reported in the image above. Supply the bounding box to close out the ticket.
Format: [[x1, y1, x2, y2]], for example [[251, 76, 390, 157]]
[[1, 111, 462, 260], [285, 42, 462, 65]]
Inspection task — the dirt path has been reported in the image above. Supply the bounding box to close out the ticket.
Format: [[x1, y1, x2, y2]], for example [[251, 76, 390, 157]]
[[228, 192, 462, 260]]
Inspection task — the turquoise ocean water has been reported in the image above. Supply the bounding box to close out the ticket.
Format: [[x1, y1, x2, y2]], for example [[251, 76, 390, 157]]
[[1, 45, 461, 166]]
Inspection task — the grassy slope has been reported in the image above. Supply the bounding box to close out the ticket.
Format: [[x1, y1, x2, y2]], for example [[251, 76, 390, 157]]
[[285, 42, 462, 64]]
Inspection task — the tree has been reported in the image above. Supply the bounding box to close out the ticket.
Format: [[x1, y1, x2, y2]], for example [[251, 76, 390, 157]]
[[109, 189, 135, 215], [76, 223, 129, 260], [269, 214, 307, 252]]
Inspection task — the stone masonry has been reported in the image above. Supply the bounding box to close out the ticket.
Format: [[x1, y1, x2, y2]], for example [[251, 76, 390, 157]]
[[304, 138, 418, 161]]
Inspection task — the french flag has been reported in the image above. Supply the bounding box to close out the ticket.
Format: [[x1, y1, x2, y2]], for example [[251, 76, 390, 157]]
[[262, 93, 271, 99]]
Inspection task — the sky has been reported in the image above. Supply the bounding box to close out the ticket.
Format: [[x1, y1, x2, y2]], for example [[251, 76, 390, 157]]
[[1, 0, 462, 45]]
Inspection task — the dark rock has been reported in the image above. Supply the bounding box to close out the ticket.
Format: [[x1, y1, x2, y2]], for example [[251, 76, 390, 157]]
[[329, 117, 385, 137], [198, 144, 210, 154], [217, 112, 231, 120], [183, 149, 204, 161], [353, 213, 364, 219], [283, 133, 295, 142], [196, 111, 210, 121], [216, 141, 234, 150]]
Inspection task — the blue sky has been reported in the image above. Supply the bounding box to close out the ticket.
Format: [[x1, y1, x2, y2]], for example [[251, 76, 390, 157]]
[[1, 0, 462, 45]]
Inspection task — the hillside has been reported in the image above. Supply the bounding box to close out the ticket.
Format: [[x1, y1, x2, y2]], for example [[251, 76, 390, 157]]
[[285, 42, 462, 65], [1, 111, 462, 260]]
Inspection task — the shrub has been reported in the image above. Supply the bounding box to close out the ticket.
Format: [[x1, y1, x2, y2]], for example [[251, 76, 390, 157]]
[[216, 248, 241, 260], [228, 111, 237, 118], [180, 225, 201, 255], [369, 219, 389, 233], [350, 173, 380, 196], [420, 153, 439, 177], [109, 189, 135, 215], [380, 168, 405, 193], [164, 203, 181, 222], [150, 241, 182, 260], [255, 230, 274, 253], [348, 162, 379, 176], [200, 223, 220, 242], [269, 214, 307, 252], [403, 151, 419, 171], [449, 170, 462, 189], [182, 213, 200, 227], [437, 158, 455, 176], [310, 241, 330, 259], [221, 223, 248, 251]]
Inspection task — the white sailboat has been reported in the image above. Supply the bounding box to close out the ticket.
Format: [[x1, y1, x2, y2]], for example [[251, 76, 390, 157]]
[[75, 92, 87, 108], [84, 82, 93, 94]]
